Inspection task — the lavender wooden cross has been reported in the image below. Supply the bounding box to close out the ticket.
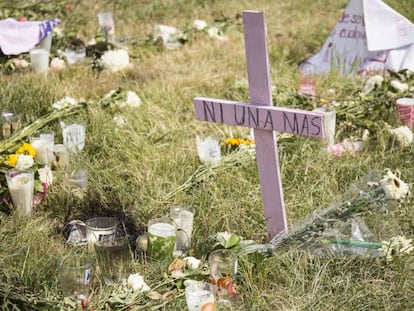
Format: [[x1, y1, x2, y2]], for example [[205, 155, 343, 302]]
[[193, 11, 325, 240]]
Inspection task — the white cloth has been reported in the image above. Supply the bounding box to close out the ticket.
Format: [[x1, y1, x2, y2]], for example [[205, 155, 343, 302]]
[[300, 0, 414, 74], [0, 18, 60, 55]]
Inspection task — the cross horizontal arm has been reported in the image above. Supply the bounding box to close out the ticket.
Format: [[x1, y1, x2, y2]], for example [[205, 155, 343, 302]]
[[194, 97, 325, 138]]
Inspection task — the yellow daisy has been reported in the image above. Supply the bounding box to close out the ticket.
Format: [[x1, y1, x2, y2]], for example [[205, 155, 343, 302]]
[[7, 154, 18, 167]]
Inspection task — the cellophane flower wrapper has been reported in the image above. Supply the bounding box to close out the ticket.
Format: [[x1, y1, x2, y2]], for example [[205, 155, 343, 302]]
[[271, 170, 403, 258]]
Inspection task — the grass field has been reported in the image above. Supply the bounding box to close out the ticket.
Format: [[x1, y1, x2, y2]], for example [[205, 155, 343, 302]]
[[0, 0, 414, 310]]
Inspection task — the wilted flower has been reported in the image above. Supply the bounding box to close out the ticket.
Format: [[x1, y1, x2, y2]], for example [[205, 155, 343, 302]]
[[50, 57, 65, 71], [390, 126, 413, 147], [127, 273, 150, 292], [11, 58, 29, 68], [184, 256, 201, 270], [390, 80, 409, 93], [100, 49, 131, 72], [381, 235, 414, 262], [15, 154, 34, 170], [38, 166, 53, 186], [52, 97, 78, 110], [380, 169, 409, 199], [363, 75, 384, 93], [195, 136, 221, 164], [192, 19, 208, 31], [207, 27, 227, 41]]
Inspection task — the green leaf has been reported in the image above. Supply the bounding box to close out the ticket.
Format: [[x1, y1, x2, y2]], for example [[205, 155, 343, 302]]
[[224, 233, 240, 248]]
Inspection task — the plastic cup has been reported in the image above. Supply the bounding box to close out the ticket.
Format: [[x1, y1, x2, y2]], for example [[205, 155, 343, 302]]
[[29, 130, 55, 165], [85, 217, 117, 244], [209, 249, 238, 300], [312, 107, 336, 146], [58, 254, 92, 303], [170, 206, 195, 253], [147, 216, 176, 261], [185, 281, 216, 311], [5, 169, 34, 215], [94, 237, 131, 281], [396, 98, 414, 128], [36, 33, 52, 52], [97, 11, 115, 41], [29, 48, 49, 74], [2, 112, 21, 139]]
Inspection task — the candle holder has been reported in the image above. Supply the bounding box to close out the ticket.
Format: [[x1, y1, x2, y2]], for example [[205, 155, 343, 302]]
[[147, 216, 176, 261], [185, 281, 216, 311], [85, 217, 118, 244], [2, 112, 21, 139], [209, 249, 238, 301], [5, 169, 34, 215], [170, 206, 195, 254], [94, 236, 131, 282], [29, 130, 55, 165], [58, 254, 92, 303]]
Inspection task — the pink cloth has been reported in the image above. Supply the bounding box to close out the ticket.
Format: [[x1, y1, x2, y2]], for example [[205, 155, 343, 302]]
[[0, 18, 60, 55]]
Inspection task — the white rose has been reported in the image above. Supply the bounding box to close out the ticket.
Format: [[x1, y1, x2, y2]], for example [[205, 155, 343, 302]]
[[125, 91, 142, 107], [184, 256, 201, 270], [100, 49, 131, 72], [15, 155, 34, 170], [127, 273, 150, 292], [52, 97, 78, 110], [390, 126, 413, 147], [363, 75, 383, 93], [390, 80, 409, 93], [192, 19, 208, 31]]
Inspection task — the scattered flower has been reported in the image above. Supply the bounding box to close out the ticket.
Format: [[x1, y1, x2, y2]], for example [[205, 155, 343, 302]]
[[11, 58, 29, 68], [381, 235, 414, 262], [195, 136, 221, 164], [127, 273, 150, 292], [390, 126, 413, 147], [52, 27, 63, 37], [122, 91, 141, 108], [363, 75, 384, 93], [50, 57, 65, 71], [184, 256, 201, 270], [16, 143, 36, 157], [207, 26, 227, 41], [38, 166, 53, 186], [15, 154, 34, 170], [390, 80, 409, 93], [380, 169, 410, 200], [192, 19, 208, 31], [113, 115, 126, 127], [100, 49, 131, 72], [152, 24, 183, 49], [52, 97, 78, 110]]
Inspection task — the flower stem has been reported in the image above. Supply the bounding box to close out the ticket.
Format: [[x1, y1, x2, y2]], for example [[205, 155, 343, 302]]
[[322, 239, 383, 249]]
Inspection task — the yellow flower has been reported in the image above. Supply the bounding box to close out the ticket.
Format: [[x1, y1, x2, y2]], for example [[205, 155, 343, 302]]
[[7, 154, 18, 167], [16, 143, 36, 158]]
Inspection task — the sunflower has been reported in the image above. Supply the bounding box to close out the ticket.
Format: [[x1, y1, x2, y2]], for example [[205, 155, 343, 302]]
[[16, 143, 36, 158]]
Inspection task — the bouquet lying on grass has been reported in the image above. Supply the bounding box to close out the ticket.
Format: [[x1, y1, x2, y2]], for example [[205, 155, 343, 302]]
[[271, 169, 413, 261]]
